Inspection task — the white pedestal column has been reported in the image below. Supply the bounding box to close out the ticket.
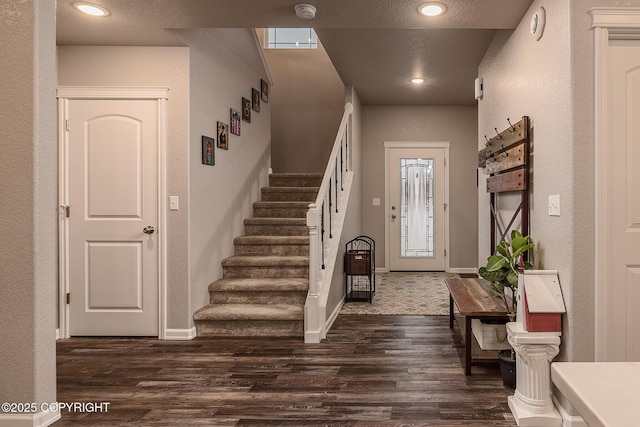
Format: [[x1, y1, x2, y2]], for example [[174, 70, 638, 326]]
[[507, 322, 562, 426]]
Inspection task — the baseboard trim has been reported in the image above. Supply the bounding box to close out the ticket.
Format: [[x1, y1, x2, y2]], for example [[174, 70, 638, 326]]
[[164, 327, 196, 340], [55, 328, 60, 340], [448, 267, 478, 274], [553, 396, 587, 427], [375, 267, 389, 273], [0, 409, 60, 427], [304, 330, 321, 343], [324, 299, 344, 338]]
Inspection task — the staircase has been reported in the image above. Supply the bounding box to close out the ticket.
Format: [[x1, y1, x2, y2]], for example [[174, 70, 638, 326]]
[[193, 173, 322, 337]]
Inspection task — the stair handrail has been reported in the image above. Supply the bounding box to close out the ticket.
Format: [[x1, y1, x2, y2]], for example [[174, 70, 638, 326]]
[[306, 102, 353, 342]]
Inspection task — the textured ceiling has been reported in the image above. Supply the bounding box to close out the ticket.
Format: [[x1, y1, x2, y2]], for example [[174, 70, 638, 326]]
[[56, 0, 534, 105]]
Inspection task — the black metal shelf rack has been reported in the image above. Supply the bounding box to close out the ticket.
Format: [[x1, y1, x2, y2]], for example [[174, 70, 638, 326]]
[[344, 236, 375, 303]]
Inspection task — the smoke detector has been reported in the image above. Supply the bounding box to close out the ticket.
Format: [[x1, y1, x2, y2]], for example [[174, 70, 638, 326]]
[[295, 4, 316, 20]]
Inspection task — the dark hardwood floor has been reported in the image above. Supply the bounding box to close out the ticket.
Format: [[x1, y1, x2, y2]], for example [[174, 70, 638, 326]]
[[56, 315, 516, 426]]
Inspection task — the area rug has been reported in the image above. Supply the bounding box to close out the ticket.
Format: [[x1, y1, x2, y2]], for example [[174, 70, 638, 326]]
[[339, 271, 461, 316]]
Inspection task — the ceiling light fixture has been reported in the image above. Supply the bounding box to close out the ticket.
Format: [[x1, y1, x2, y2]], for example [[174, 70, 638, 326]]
[[418, 2, 446, 17], [411, 78, 426, 84], [73, 2, 110, 17], [295, 4, 317, 20]]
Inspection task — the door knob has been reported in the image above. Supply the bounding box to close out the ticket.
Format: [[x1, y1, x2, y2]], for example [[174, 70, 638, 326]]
[[143, 226, 155, 234]]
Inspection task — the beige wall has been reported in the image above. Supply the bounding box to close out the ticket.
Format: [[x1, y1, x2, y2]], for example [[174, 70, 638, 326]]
[[265, 42, 345, 173], [57, 46, 192, 330], [0, 0, 58, 415], [361, 106, 479, 271], [177, 29, 272, 324], [477, 0, 633, 362], [57, 32, 272, 331]]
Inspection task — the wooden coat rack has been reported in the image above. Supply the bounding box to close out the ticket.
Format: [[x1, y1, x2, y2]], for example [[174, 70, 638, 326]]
[[479, 116, 530, 252]]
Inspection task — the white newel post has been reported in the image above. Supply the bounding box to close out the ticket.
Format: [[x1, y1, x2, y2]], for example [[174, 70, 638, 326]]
[[304, 203, 321, 343]]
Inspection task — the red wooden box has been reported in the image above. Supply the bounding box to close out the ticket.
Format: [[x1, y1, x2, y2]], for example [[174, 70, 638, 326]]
[[523, 273, 565, 333]]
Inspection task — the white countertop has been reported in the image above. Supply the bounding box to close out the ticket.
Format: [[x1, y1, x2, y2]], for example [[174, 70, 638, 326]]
[[551, 362, 640, 427]]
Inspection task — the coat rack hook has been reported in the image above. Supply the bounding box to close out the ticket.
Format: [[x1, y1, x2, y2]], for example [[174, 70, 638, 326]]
[[494, 128, 503, 139], [507, 118, 516, 132], [484, 135, 490, 145]]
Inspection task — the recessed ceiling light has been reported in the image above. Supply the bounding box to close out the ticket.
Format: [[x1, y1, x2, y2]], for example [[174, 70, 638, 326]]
[[418, 2, 446, 17], [73, 2, 110, 17], [411, 78, 426, 84]]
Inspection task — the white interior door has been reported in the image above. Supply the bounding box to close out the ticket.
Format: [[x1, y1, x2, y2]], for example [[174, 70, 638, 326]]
[[66, 97, 160, 336], [388, 147, 446, 271], [603, 40, 640, 360]]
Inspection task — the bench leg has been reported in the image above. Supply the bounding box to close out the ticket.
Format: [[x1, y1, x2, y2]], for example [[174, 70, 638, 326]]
[[465, 316, 472, 376], [449, 295, 454, 329]]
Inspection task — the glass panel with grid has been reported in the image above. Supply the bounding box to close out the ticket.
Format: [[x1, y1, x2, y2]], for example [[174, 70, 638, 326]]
[[400, 158, 435, 257], [266, 28, 318, 49]]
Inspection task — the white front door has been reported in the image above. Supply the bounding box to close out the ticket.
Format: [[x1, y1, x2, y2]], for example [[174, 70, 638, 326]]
[[387, 146, 447, 271], [64, 96, 161, 336], [603, 40, 640, 360]]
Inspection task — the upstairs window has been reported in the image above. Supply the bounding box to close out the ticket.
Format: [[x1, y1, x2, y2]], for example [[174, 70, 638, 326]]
[[265, 28, 318, 49]]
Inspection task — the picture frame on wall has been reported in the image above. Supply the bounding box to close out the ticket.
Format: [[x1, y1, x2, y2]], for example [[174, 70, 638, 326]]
[[252, 88, 260, 112], [217, 122, 229, 150], [230, 109, 241, 136], [202, 135, 215, 165], [261, 79, 269, 103], [242, 97, 251, 122]]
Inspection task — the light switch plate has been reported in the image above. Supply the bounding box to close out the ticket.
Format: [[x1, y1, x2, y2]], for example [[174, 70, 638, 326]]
[[169, 196, 179, 211], [548, 195, 560, 216], [372, 198, 381, 206]]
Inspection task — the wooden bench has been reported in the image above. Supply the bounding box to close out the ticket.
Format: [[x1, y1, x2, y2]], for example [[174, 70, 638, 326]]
[[444, 277, 509, 375]]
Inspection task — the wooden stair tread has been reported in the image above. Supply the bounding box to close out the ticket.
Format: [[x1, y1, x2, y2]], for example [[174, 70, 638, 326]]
[[209, 278, 309, 292], [194, 304, 303, 321], [244, 217, 306, 225], [221, 255, 309, 267], [234, 235, 309, 244]]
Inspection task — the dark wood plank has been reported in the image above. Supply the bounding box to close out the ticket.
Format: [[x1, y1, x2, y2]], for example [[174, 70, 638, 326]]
[[485, 143, 527, 175], [445, 277, 507, 317], [486, 167, 527, 193], [485, 116, 529, 157], [55, 315, 516, 426]]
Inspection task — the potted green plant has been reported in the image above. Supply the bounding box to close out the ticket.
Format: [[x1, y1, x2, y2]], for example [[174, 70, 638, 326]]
[[478, 229, 534, 389]]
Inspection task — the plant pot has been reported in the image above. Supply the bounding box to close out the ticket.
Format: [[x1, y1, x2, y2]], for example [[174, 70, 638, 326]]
[[498, 349, 516, 389]]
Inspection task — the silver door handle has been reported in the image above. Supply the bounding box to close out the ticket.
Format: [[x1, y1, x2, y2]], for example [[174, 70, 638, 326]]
[[143, 226, 155, 234]]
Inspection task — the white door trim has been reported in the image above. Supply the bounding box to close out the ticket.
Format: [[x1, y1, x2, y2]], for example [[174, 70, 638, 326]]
[[383, 141, 450, 272], [591, 8, 640, 361], [57, 86, 169, 339]]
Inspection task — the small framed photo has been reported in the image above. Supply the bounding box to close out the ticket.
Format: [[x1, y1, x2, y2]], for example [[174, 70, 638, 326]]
[[252, 88, 260, 112], [202, 135, 215, 165], [217, 122, 229, 150], [230, 109, 241, 136], [261, 79, 269, 103], [242, 97, 251, 122]]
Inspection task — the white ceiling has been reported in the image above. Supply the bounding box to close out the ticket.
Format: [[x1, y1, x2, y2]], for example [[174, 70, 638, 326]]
[[56, 0, 534, 105]]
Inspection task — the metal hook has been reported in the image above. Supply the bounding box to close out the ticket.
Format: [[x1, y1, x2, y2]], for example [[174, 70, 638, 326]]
[[484, 135, 490, 145], [507, 118, 516, 132], [494, 128, 503, 139]]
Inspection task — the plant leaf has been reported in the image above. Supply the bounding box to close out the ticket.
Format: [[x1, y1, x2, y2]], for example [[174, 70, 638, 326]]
[[485, 256, 508, 272], [479, 266, 507, 282], [507, 269, 519, 286], [511, 235, 529, 251], [512, 243, 534, 259], [496, 241, 510, 257]]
